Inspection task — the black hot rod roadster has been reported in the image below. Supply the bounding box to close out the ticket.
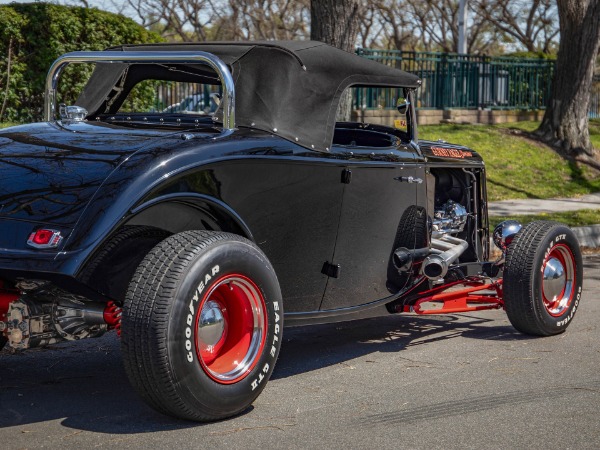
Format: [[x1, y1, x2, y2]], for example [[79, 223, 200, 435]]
[[0, 41, 583, 421]]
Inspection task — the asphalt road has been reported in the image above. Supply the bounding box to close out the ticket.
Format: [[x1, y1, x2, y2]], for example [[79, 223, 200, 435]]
[[2, 256, 599, 449]]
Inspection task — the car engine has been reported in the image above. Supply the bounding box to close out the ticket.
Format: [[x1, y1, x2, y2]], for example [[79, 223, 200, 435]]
[[421, 168, 480, 280]]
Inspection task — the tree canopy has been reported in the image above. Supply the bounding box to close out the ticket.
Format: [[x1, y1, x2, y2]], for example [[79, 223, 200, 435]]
[[75, 0, 560, 55]]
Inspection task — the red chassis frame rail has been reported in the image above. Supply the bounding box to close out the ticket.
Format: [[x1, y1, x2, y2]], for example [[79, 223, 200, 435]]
[[402, 278, 504, 315], [2, 277, 503, 338]]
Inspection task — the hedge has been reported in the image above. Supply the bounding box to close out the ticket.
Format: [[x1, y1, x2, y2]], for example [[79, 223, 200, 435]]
[[0, 3, 162, 123]]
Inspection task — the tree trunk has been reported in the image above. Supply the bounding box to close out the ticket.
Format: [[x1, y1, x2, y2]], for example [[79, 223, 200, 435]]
[[536, 0, 600, 160], [310, 0, 362, 121]]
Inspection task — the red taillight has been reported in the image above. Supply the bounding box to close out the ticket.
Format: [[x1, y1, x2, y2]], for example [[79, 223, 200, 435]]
[[31, 230, 54, 245], [27, 229, 63, 249]]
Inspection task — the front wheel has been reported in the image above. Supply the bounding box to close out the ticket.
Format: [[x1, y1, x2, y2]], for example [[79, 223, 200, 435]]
[[503, 221, 583, 336], [121, 230, 283, 421]]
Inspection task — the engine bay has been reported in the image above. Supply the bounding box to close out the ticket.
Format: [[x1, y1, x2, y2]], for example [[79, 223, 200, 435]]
[[430, 167, 487, 264]]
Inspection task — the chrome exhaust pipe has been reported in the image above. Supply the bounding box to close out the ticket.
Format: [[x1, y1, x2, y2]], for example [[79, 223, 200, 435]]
[[421, 235, 469, 279]]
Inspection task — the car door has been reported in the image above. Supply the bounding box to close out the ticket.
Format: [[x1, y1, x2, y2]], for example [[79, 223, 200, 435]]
[[319, 139, 425, 310]]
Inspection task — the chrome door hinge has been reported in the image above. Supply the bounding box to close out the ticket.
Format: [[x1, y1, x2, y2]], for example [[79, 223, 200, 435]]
[[341, 168, 352, 184], [321, 261, 341, 278]]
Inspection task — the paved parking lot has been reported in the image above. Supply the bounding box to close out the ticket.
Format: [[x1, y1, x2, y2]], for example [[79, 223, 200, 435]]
[[2, 255, 599, 449]]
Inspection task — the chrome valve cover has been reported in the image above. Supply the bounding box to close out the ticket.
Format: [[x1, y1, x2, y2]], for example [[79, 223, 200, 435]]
[[433, 200, 468, 236]]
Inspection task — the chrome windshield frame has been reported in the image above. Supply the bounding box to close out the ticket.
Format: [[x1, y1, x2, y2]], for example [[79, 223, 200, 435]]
[[44, 51, 235, 129]]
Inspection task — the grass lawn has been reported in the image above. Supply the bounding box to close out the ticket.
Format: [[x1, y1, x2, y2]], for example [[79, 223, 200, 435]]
[[497, 119, 600, 149], [420, 120, 600, 201], [489, 208, 600, 229], [0, 122, 17, 129], [590, 118, 600, 149]]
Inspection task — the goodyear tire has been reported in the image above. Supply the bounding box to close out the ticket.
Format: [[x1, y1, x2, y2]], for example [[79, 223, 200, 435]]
[[121, 230, 283, 421], [503, 221, 583, 336]]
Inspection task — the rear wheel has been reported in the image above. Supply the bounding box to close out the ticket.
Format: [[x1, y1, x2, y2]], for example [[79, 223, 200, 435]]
[[503, 221, 583, 336], [121, 230, 283, 421]]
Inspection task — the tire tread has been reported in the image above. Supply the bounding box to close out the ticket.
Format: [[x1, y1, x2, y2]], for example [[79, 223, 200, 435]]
[[121, 230, 250, 421], [504, 221, 575, 336]]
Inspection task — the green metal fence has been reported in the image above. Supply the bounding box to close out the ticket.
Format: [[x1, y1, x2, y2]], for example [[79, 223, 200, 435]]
[[355, 49, 555, 111]]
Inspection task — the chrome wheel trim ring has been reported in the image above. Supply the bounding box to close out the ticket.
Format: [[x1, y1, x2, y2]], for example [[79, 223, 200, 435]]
[[195, 275, 267, 383], [541, 245, 575, 317]]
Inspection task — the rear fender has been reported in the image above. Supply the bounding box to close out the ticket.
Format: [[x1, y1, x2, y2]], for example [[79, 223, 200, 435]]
[[126, 193, 254, 240], [76, 193, 253, 302]]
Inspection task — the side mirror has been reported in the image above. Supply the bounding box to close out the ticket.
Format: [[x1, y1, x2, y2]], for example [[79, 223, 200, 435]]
[[397, 97, 410, 115]]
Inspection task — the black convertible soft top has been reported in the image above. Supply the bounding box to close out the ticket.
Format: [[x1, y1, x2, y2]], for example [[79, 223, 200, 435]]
[[77, 41, 421, 152]]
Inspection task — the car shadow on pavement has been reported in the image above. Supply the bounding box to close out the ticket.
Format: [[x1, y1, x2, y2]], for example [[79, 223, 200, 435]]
[[272, 312, 527, 380], [0, 311, 526, 433], [0, 336, 207, 433]]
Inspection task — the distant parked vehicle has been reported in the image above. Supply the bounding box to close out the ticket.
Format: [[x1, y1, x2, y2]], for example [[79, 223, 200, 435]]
[[162, 92, 220, 114]]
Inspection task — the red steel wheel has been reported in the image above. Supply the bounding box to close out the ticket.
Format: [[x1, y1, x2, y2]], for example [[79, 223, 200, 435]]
[[541, 244, 576, 317], [195, 275, 267, 384]]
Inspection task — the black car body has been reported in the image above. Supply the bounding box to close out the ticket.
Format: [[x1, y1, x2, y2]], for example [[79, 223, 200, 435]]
[[0, 41, 583, 421]]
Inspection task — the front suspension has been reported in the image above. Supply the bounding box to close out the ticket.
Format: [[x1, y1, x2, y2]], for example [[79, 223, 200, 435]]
[[400, 277, 504, 315]]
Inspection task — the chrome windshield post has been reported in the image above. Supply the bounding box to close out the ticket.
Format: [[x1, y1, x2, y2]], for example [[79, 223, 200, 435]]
[[44, 51, 236, 129]]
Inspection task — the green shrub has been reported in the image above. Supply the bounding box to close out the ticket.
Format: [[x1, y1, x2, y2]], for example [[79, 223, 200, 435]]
[[0, 3, 162, 123]]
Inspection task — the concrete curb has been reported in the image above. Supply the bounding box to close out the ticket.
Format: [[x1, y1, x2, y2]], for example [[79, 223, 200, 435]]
[[488, 192, 600, 248], [488, 193, 600, 217], [572, 225, 600, 248]]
